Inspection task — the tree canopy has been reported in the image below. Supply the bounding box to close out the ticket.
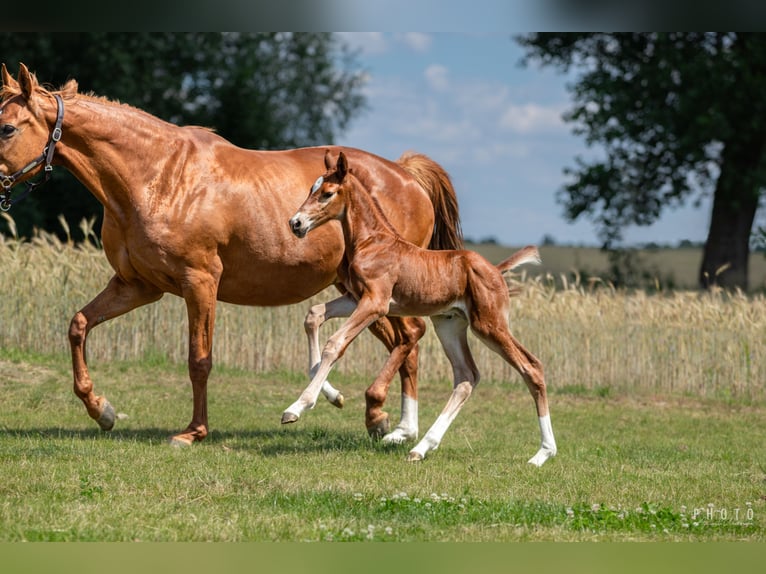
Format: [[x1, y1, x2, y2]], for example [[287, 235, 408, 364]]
[[518, 32, 766, 290], [0, 33, 366, 240]]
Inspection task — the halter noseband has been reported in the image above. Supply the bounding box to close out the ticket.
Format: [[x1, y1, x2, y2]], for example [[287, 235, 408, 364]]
[[0, 94, 64, 212]]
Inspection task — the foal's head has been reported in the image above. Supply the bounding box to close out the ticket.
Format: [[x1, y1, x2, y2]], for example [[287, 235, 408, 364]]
[[290, 150, 353, 238]]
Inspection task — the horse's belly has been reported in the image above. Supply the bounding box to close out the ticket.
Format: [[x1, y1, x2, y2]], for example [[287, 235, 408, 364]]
[[216, 264, 338, 306]]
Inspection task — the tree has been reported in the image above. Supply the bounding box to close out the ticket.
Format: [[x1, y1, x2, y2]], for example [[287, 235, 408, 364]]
[[0, 33, 365, 239], [517, 33, 766, 290]]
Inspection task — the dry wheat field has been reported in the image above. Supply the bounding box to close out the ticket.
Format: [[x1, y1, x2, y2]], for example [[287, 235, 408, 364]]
[[1, 220, 763, 405]]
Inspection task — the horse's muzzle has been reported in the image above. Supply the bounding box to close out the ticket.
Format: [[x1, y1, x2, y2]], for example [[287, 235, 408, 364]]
[[289, 215, 308, 238]]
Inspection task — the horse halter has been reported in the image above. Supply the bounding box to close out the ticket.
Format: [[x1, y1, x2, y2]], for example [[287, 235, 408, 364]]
[[0, 94, 64, 212]]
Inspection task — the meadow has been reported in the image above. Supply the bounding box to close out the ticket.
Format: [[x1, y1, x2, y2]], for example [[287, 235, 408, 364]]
[[0, 222, 764, 542]]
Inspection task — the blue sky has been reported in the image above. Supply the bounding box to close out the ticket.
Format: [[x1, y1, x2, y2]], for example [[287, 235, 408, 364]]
[[334, 33, 714, 247]]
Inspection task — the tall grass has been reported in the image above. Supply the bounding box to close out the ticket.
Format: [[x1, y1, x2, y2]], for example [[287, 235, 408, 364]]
[[1, 220, 764, 403]]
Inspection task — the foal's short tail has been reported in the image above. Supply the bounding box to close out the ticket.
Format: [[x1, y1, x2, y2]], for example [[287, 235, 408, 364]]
[[397, 151, 464, 251], [496, 245, 541, 296]]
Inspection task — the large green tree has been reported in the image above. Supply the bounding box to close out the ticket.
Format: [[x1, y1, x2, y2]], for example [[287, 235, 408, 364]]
[[0, 33, 365, 239], [518, 33, 766, 290]]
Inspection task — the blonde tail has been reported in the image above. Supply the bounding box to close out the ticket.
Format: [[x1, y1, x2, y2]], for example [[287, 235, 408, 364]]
[[496, 245, 541, 296]]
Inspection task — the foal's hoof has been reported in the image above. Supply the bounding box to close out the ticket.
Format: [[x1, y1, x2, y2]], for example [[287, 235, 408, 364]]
[[406, 450, 424, 462], [381, 426, 417, 445], [96, 399, 116, 431], [366, 414, 391, 439], [168, 436, 193, 448], [527, 448, 557, 467], [330, 393, 345, 409], [281, 411, 300, 424]]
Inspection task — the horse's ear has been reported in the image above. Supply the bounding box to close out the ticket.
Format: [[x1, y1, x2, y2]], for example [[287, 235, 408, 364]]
[[1, 64, 18, 90], [323, 148, 335, 170], [337, 151, 349, 179], [18, 63, 37, 99]]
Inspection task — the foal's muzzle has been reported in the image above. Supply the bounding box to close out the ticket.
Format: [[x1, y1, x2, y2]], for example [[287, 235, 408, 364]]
[[289, 214, 309, 238]]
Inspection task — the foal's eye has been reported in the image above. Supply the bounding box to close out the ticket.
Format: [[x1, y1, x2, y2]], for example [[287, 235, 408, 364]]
[[0, 124, 16, 137], [310, 176, 324, 194]]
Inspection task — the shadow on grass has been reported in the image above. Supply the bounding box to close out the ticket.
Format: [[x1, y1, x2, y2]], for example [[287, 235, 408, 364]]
[[0, 425, 410, 458]]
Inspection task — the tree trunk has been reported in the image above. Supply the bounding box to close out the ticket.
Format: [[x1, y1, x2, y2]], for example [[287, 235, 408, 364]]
[[699, 141, 763, 290]]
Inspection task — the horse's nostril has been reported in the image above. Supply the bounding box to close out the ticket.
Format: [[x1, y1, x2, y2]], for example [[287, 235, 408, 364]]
[[290, 217, 304, 236]]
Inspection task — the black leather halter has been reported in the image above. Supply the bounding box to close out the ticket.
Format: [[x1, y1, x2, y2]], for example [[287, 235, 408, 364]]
[[0, 94, 64, 211]]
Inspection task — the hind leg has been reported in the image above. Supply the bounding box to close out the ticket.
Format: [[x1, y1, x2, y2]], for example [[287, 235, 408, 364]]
[[366, 316, 424, 442], [408, 314, 479, 461], [471, 319, 557, 466], [69, 274, 163, 430]]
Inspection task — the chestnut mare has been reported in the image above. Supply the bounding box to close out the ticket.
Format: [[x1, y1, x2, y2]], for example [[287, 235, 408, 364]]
[[0, 64, 463, 446], [286, 151, 557, 466]]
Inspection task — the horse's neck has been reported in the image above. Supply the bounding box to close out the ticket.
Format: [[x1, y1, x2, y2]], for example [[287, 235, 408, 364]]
[[56, 96, 177, 211], [341, 177, 399, 256]]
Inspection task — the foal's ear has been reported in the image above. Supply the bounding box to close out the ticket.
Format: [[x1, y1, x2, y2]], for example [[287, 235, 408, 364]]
[[323, 148, 334, 170], [18, 63, 37, 100], [337, 151, 349, 179]]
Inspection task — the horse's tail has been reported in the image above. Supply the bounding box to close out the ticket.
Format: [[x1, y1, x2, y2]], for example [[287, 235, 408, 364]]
[[396, 151, 463, 251], [496, 245, 541, 297]]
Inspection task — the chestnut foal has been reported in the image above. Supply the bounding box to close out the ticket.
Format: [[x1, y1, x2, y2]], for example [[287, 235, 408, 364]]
[[285, 151, 557, 466]]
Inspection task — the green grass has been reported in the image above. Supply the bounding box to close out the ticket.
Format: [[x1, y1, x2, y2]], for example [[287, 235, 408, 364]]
[[1, 351, 763, 541]]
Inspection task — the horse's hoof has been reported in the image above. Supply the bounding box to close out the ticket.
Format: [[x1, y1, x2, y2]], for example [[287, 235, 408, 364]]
[[169, 436, 193, 448], [366, 414, 390, 439], [96, 399, 115, 431], [330, 393, 345, 409], [527, 448, 556, 467], [281, 411, 299, 424], [381, 426, 417, 445], [406, 450, 424, 462]]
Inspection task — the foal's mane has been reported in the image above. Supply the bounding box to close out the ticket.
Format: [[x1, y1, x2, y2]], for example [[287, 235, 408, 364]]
[[344, 167, 401, 238]]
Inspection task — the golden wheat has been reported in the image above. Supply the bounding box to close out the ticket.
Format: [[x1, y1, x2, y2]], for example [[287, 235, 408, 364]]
[[1, 224, 764, 402]]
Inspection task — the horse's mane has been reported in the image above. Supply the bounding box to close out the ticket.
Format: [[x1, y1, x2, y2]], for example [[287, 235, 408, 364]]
[[1, 75, 78, 103], [2, 71, 216, 134]]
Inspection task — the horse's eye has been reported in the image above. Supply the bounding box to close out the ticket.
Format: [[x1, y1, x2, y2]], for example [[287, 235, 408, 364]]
[[1, 124, 16, 137]]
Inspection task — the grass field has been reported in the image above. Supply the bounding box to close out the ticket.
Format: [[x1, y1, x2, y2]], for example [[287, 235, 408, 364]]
[[0, 227, 765, 542], [1, 352, 764, 542]]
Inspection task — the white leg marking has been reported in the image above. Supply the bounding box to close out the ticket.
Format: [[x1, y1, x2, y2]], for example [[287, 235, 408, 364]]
[[382, 394, 418, 444], [304, 295, 357, 409], [527, 414, 557, 467], [408, 381, 473, 460]]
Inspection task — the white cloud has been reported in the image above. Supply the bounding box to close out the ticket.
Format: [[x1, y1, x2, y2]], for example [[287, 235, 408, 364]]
[[424, 64, 450, 92], [500, 103, 566, 134], [336, 32, 433, 56], [398, 33, 432, 52]]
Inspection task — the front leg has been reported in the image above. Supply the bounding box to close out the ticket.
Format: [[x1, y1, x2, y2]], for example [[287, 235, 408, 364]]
[[282, 298, 386, 424], [170, 266, 221, 447], [303, 293, 359, 409]]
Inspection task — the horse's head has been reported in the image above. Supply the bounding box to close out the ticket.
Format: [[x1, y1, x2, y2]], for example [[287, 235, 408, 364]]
[[290, 150, 352, 238], [0, 65, 58, 190]]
